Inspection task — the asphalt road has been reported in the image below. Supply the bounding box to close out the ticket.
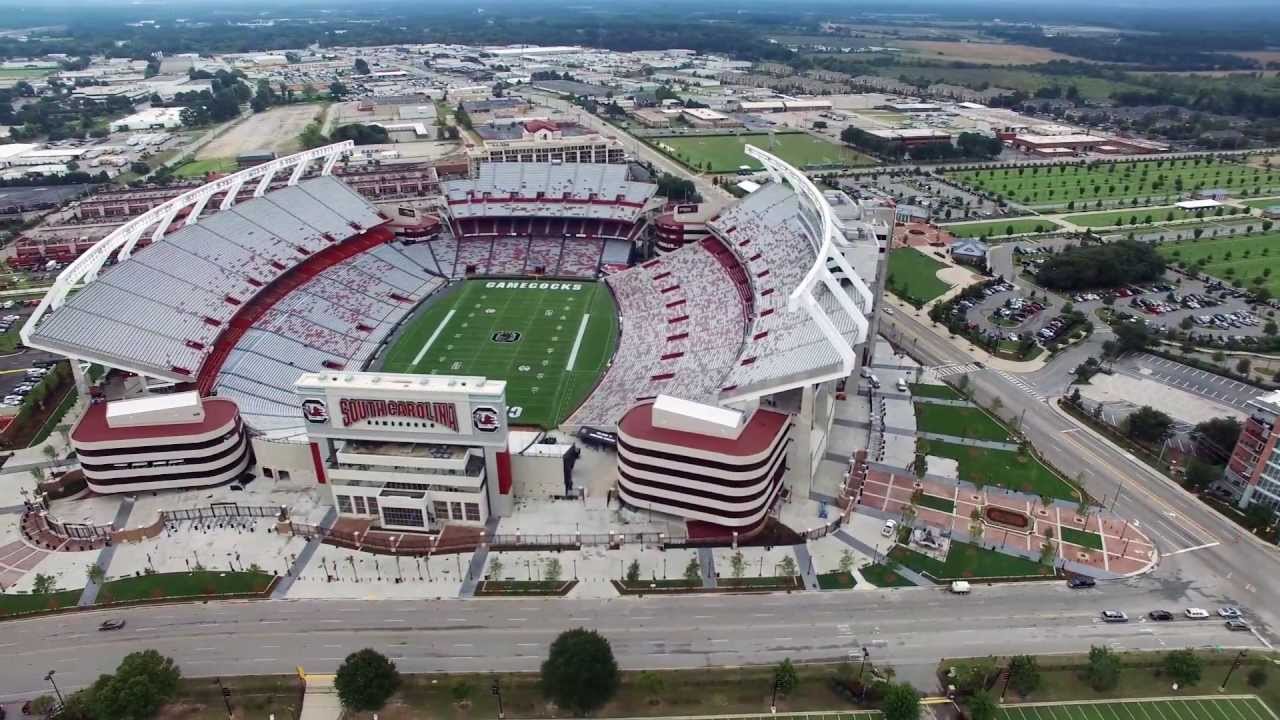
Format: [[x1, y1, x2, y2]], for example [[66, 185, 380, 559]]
[[0, 577, 1263, 704]]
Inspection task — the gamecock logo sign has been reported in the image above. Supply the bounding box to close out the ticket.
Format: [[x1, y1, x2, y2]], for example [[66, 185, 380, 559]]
[[472, 406, 501, 433]]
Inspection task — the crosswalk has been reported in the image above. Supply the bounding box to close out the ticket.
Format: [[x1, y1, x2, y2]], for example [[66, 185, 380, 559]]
[[931, 362, 981, 378], [992, 368, 1049, 402]]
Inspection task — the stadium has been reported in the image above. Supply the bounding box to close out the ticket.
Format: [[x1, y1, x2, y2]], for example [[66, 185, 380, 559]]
[[22, 141, 889, 536]]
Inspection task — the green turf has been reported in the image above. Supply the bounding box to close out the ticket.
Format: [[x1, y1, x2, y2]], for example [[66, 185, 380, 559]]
[[1059, 526, 1104, 551], [651, 132, 874, 173], [947, 158, 1280, 210], [0, 590, 83, 617], [997, 697, 1276, 720], [887, 248, 952, 304], [1241, 197, 1280, 210], [815, 571, 858, 590], [1157, 232, 1280, 295], [943, 218, 1061, 238], [858, 563, 917, 587], [378, 279, 618, 428], [96, 571, 274, 604], [890, 541, 1055, 580], [174, 157, 236, 178], [918, 438, 1079, 501], [909, 383, 965, 401], [915, 492, 957, 514], [914, 403, 1013, 442], [1062, 206, 1222, 228]]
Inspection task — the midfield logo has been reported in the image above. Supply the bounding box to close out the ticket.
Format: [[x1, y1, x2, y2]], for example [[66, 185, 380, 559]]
[[492, 331, 522, 343]]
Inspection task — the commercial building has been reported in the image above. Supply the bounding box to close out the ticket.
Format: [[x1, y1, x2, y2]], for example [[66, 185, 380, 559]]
[[466, 119, 626, 174], [110, 108, 184, 132], [680, 108, 738, 128], [71, 392, 252, 494], [950, 238, 988, 268], [863, 127, 953, 149], [616, 396, 791, 529], [295, 372, 515, 531], [1224, 390, 1280, 515], [1005, 133, 1169, 156]]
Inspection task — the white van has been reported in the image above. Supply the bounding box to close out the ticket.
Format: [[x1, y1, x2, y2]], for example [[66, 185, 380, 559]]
[[950, 581, 971, 594], [896, 378, 908, 392]]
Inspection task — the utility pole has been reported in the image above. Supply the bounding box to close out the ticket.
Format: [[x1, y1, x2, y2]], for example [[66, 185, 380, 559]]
[[44, 670, 65, 708], [1219, 651, 1247, 692], [215, 677, 233, 719], [491, 675, 505, 719]]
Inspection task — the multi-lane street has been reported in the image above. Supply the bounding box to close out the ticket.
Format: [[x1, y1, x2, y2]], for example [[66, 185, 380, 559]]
[[0, 576, 1263, 703]]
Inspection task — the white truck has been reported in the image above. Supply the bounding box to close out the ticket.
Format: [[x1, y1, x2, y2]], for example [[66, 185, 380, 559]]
[[949, 581, 971, 594]]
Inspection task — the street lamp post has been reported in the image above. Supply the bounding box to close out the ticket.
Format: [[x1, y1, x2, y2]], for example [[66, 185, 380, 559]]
[[769, 676, 779, 714], [491, 675, 505, 719], [1219, 651, 1248, 692], [214, 677, 233, 719], [45, 670, 65, 708]]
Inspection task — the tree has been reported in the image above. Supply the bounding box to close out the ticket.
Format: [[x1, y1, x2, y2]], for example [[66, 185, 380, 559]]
[[1194, 417, 1241, 462], [777, 555, 798, 578], [87, 563, 106, 585], [541, 629, 620, 716], [774, 658, 799, 695], [1247, 668, 1268, 688], [1008, 655, 1041, 696], [1236, 358, 1252, 375], [879, 682, 920, 720], [838, 549, 855, 574], [625, 559, 640, 582], [354, 58, 370, 75], [683, 556, 701, 583], [31, 573, 55, 594], [544, 557, 562, 582], [730, 550, 746, 579], [968, 690, 998, 720], [451, 680, 474, 706], [1114, 321, 1154, 354], [489, 556, 504, 580], [329, 81, 348, 98], [299, 122, 328, 149], [334, 649, 401, 711], [1163, 649, 1203, 686], [1085, 646, 1121, 691], [1243, 503, 1278, 532], [1183, 458, 1221, 492], [86, 650, 181, 720], [1125, 406, 1174, 445]]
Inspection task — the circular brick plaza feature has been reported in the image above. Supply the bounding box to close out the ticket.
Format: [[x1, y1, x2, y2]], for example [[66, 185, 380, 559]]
[[983, 506, 1030, 530]]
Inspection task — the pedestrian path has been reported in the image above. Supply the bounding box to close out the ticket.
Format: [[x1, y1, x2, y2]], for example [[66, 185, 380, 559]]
[[79, 497, 134, 606], [299, 674, 341, 720], [931, 362, 981, 379], [992, 368, 1048, 402], [831, 530, 930, 587]]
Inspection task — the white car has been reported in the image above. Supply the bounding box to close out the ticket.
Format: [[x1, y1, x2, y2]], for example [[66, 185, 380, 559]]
[[881, 519, 898, 538], [1218, 607, 1242, 619], [1185, 608, 1210, 619]]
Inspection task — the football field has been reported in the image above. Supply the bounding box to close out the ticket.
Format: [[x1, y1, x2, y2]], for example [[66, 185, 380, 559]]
[[999, 696, 1277, 720], [653, 132, 874, 173], [377, 280, 618, 428]]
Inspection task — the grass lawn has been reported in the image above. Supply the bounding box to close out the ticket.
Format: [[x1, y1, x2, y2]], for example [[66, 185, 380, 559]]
[[341, 667, 885, 719], [947, 158, 1280, 210], [918, 438, 1079, 501], [173, 157, 236, 178], [909, 383, 965, 401], [96, 571, 274, 604], [1157, 232, 1280, 296], [0, 67, 54, 79], [169, 676, 304, 720], [943, 218, 1061, 238], [890, 541, 1055, 580], [914, 403, 1013, 442], [887, 248, 951, 304], [651, 132, 874, 173], [946, 651, 1280, 714], [1241, 197, 1280, 209], [816, 571, 857, 590], [859, 563, 917, 587], [377, 279, 618, 428], [1062, 206, 1217, 228], [1059, 526, 1104, 551], [0, 590, 83, 617], [915, 492, 957, 514]]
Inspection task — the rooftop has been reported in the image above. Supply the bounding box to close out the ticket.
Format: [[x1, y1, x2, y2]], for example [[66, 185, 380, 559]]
[[619, 402, 789, 456]]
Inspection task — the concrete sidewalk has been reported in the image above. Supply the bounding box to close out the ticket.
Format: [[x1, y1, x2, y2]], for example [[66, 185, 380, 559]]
[[299, 674, 342, 720]]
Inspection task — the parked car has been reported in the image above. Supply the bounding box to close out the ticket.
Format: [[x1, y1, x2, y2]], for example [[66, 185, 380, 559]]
[[99, 619, 126, 631], [1218, 607, 1242, 619], [1185, 608, 1210, 619], [1067, 576, 1096, 589], [881, 519, 898, 538], [1148, 610, 1174, 621], [1226, 619, 1251, 632], [1101, 610, 1129, 623]]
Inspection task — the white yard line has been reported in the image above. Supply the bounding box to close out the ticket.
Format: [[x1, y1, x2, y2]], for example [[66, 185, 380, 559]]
[[565, 313, 590, 371], [412, 309, 455, 367]]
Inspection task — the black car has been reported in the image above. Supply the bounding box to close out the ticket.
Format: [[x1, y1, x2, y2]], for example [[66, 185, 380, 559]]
[[1148, 610, 1174, 621], [1067, 576, 1096, 589], [99, 619, 126, 631]]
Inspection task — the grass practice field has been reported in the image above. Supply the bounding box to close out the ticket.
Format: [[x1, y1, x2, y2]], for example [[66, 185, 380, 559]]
[[886, 248, 952, 304], [1157, 232, 1280, 295], [1063, 205, 1242, 228], [378, 280, 618, 428], [944, 217, 1062, 238], [998, 697, 1278, 720], [1242, 197, 1280, 209], [174, 157, 236, 178], [652, 132, 873, 173], [948, 158, 1280, 209]]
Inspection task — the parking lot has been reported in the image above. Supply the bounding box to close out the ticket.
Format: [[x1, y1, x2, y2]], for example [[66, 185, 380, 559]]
[[841, 171, 1007, 222]]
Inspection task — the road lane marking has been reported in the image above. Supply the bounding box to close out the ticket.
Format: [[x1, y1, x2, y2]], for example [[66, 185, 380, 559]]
[[385, 618, 405, 623], [448, 618, 466, 622], [1164, 542, 1222, 556], [260, 620, 283, 624], [453, 643, 473, 648]]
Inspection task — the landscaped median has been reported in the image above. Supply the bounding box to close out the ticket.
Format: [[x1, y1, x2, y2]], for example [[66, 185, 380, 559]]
[[889, 541, 1059, 582], [475, 580, 577, 596], [0, 570, 278, 619], [612, 576, 803, 595]]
